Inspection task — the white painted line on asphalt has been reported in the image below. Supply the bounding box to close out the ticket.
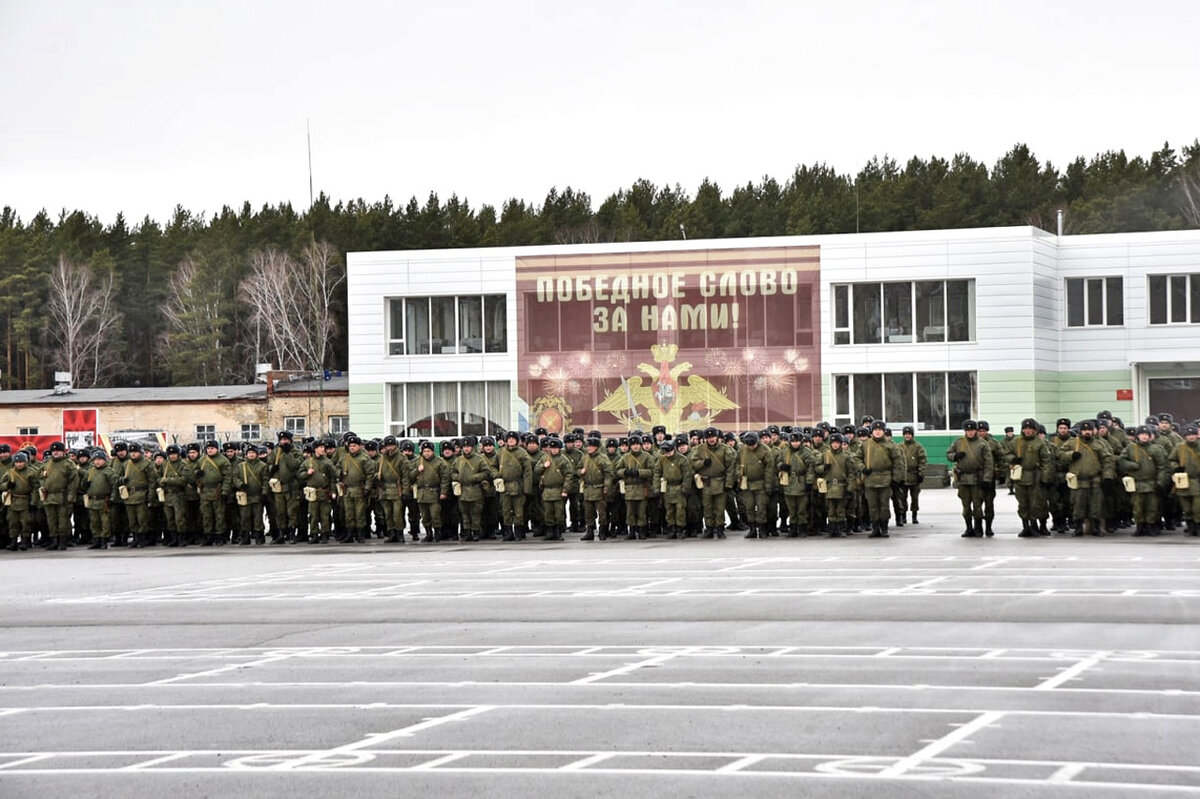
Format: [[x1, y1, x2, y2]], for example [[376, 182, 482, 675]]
[[716, 754, 768, 772], [571, 648, 699, 685], [1048, 762, 1087, 783], [904, 576, 947, 589], [1036, 651, 1110, 691], [143, 651, 303, 686], [971, 557, 1015, 570], [878, 711, 1005, 778], [119, 752, 191, 770], [269, 705, 495, 770], [873, 648, 901, 657], [559, 752, 613, 770], [411, 752, 469, 770], [0, 754, 51, 770]]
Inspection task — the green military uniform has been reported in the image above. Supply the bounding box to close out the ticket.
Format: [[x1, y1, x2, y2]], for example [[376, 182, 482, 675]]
[[233, 450, 269, 544], [267, 434, 304, 544], [651, 442, 693, 539], [854, 425, 905, 538], [119, 446, 158, 548], [1168, 427, 1200, 535], [196, 443, 232, 545], [40, 445, 79, 550], [157, 448, 194, 547], [374, 438, 408, 543], [776, 436, 812, 537], [691, 430, 735, 537], [578, 440, 614, 541], [1057, 421, 1116, 536], [453, 437, 494, 542], [1008, 420, 1053, 537], [412, 443, 452, 541], [617, 441, 653, 539], [947, 421, 994, 538], [737, 433, 777, 539], [496, 435, 533, 541], [1118, 428, 1169, 536], [896, 428, 927, 525], [814, 437, 858, 537], [533, 440, 575, 541], [3, 456, 39, 551], [336, 438, 372, 543], [83, 453, 116, 548], [300, 445, 339, 542]]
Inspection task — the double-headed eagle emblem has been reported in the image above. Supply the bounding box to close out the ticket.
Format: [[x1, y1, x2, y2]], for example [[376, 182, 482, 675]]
[[593, 343, 738, 431]]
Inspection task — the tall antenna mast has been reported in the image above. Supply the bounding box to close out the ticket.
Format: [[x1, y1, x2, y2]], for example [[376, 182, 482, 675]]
[[307, 118, 314, 210]]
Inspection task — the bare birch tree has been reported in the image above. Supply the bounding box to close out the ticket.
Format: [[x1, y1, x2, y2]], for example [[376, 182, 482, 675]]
[[45, 255, 123, 387]]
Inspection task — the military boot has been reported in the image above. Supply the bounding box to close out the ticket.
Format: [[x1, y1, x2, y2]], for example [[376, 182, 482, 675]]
[[1038, 518, 1050, 536], [961, 518, 976, 537], [1018, 519, 1034, 538], [744, 524, 758, 539], [911, 512, 919, 524], [881, 519, 890, 538], [984, 519, 995, 537]]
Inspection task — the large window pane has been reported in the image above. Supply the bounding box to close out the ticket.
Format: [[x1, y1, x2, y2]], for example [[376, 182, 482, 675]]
[[835, 374, 850, 416], [433, 383, 459, 436], [947, 372, 975, 429], [883, 283, 913, 342], [389, 384, 406, 433], [458, 296, 483, 352], [852, 283, 881, 344], [1066, 279, 1084, 327], [1086, 278, 1104, 325], [404, 383, 432, 438], [884, 373, 913, 424], [405, 298, 430, 355], [915, 281, 945, 342], [853, 374, 883, 421], [917, 372, 947, 430], [1191, 276, 1200, 323], [1170, 276, 1187, 323], [1106, 277, 1123, 326], [461, 381, 487, 435], [389, 300, 405, 355], [486, 381, 510, 435], [484, 295, 508, 352], [946, 280, 973, 341], [430, 297, 456, 354], [1149, 276, 1167, 325], [834, 284, 849, 344]]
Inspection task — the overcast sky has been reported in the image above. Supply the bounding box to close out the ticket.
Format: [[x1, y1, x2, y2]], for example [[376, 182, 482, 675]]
[[2, 0, 1196, 225]]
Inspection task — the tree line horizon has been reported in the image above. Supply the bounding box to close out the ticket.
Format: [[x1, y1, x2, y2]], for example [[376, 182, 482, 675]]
[[2, 141, 1199, 392]]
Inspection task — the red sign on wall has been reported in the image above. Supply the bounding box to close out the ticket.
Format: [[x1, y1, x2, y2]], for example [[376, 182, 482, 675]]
[[515, 246, 822, 435], [1116, 389, 1133, 401]]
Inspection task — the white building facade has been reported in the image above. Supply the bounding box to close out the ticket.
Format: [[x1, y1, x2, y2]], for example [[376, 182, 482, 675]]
[[347, 226, 1200, 452]]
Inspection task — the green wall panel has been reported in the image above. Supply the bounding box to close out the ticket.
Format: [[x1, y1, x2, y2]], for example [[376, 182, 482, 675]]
[[349, 383, 386, 438]]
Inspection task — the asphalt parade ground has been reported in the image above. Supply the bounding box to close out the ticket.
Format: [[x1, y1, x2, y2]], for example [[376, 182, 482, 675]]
[[1, 488, 1198, 798]]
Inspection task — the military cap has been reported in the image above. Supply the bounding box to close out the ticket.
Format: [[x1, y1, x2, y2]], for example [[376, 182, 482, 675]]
[[480, 436, 496, 447], [129, 442, 143, 453], [222, 441, 237, 450], [829, 433, 845, 444], [364, 440, 379, 451], [91, 448, 108, 460], [585, 437, 601, 448], [1057, 418, 1071, 428], [571, 427, 585, 436], [1079, 420, 1096, 431], [978, 420, 990, 431], [1021, 418, 1038, 430], [458, 435, 476, 448], [723, 431, 737, 442], [767, 424, 780, 434], [49, 441, 65, 452], [1158, 412, 1174, 423], [1185, 425, 1199, 436], [588, 429, 601, 439], [205, 440, 219, 449], [842, 425, 856, 435], [741, 431, 759, 445], [606, 437, 619, 448], [535, 427, 547, 436], [400, 439, 415, 452], [618, 437, 629, 447], [322, 438, 336, 450], [277, 429, 293, 440], [652, 425, 667, 435], [903, 425, 915, 435], [788, 431, 803, 442], [859, 415, 875, 426], [962, 420, 978, 431], [419, 441, 434, 451], [12, 452, 27, 463], [504, 431, 520, 442], [166, 444, 181, 455], [546, 437, 563, 448], [0, 444, 9, 453], [1037, 424, 1046, 435], [871, 420, 886, 431], [704, 427, 719, 438], [186, 442, 201, 452], [113, 441, 129, 452], [1097, 409, 1113, 420], [1145, 416, 1158, 426], [855, 427, 869, 438], [659, 439, 675, 452], [810, 427, 825, 437]]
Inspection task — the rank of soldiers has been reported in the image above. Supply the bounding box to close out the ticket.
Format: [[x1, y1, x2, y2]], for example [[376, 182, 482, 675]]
[[2, 411, 1197, 553]]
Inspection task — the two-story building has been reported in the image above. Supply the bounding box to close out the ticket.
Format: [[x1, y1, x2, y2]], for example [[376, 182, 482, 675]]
[[347, 226, 1200, 453]]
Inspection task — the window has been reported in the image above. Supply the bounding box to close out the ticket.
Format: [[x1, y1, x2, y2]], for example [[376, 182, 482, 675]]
[[388, 295, 507, 355], [284, 417, 306, 436], [1066, 277, 1123, 327], [387, 381, 511, 438], [833, 280, 974, 344], [1149, 274, 1200, 325], [328, 415, 350, 436], [17, 427, 37, 436], [832, 371, 975, 431], [240, 423, 261, 441], [195, 424, 215, 439]]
